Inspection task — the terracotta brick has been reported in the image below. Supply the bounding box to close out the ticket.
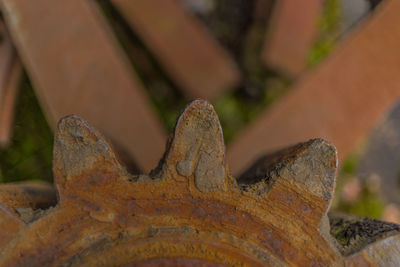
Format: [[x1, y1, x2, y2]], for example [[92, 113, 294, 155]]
[[111, 0, 240, 100], [0, 0, 167, 172], [262, 0, 323, 77], [228, 0, 400, 176]]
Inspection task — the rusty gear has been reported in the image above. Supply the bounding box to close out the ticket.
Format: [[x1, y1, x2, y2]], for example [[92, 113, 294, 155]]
[[0, 100, 399, 266]]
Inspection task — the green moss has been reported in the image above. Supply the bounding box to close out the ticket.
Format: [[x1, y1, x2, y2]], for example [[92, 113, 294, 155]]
[[329, 213, 400, 256], [333, 153, 385, 220], [308, 0, 341, 67], [0, 74, 53, 183], [330, 216, 368, 247], [341, 154, 361, 175], [338, 189, 385, 219], [214, 80, 288, 143]]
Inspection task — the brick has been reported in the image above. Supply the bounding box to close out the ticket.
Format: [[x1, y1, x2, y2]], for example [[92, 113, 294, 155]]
[[228, 0, 400, 176], [111, 0, 240, 100], [262, 0, 323, 77], [1, 0, 166, 172]]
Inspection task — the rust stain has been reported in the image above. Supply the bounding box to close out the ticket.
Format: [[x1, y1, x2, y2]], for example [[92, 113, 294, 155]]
[[0, 100, 399, 266]]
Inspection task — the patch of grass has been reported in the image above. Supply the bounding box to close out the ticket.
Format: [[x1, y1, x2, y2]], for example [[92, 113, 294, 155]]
[[338, 189, 385, 219], [0, 74, 53, 183], [333, 153, 385, 219], [308, 0, 341, 67], [341, 153, 361, 175], [214, 78, 289, 143]]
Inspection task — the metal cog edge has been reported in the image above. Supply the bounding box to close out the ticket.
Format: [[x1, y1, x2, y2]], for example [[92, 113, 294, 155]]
[[0, 100, 399, 266]]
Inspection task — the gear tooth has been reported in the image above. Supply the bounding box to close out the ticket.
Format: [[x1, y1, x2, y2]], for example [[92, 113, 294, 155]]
[[0, 181, 57, 214], [330, 213, 400, 264], [162, 100, 227, 193], [0, 181, 56, 249], [0, 208, 24, 250], [53, 115, 125, 198], [239, 139, 337, 226], [346, 233, 400, 265]]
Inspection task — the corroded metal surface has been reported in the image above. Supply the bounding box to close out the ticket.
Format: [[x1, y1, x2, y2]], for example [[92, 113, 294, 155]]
[[0, 100, 399, 266]]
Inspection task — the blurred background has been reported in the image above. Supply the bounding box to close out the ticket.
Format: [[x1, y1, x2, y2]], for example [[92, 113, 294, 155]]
[[0, 0, 400, 223]]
